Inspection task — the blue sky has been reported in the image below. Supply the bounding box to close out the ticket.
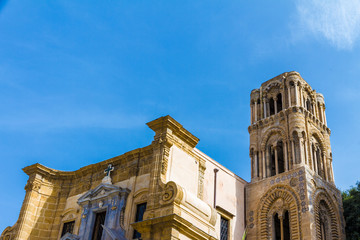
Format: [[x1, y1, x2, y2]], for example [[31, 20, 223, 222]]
[[1, 0, 360, 232]]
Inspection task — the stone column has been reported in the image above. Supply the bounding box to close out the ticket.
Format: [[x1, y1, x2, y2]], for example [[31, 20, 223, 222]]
[[282, 91, 286, 110], [319, 150, 324, 177], [315, 102, 320, 119], [299, 86, 303, 107], [323, 152, 328, 181], [251, 103, 254, 123], [299, 136, 304, 164], [262, 150, 266, 178], [255, 152, 258, 178], [319, 104, 323, 122], [302, 88, 305, 107], [266, 101, 270, 117], [294, 82, 299, 106], [291, 140, 295, 168], [280, 216, 284, 240], [250, 155, 254, 179], [266, 148, 271, 177], [310, 143, 314, 171], [314, 148, 318, 174], [304, 139, 309, 165], [287, 86, 291, 108], [255, 101, 258, 121], [274, 97, 278, 114], [274, 146, 279, 175], [323, 106, 327, 125], [263, 99, 267, 118], [284, 141, 288, 171]]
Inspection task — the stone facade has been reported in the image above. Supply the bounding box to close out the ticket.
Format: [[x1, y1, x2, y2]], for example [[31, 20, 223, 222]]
[[1, 71, 345, 240], [1, 116, 246, 240], [246, 71, 345, 240]]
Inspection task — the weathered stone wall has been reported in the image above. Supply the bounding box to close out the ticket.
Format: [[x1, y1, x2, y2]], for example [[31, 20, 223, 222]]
[[1, 115, 247, 240], [247, 72, 345, 240]]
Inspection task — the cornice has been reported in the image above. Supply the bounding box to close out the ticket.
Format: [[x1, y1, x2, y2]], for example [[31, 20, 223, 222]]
[[147, 115, 199, 148], [248, 106, 330, 135], [22, 145, 154, 180]]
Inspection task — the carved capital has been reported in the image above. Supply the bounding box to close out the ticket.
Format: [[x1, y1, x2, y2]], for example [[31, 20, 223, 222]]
[[24, 181, 41, 192]]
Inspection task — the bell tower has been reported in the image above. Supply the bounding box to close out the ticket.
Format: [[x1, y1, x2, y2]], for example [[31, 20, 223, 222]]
[[245, 72, 346, 240]]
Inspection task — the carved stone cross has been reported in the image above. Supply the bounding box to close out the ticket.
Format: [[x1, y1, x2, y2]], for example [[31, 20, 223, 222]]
[[104, 164, 114, 177]]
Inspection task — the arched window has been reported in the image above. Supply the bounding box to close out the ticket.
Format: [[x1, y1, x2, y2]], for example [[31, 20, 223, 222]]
[[292, 132, 300, 164], [306, 99, 311, 112], [277, 141, 285, 174], [269, 98, 275, 115], [316, 148, 322, 177], [277, 93, 283, 112], [270, 146, 276, 177], [273, 211, 291, 240], [273, 213, 281, 240], [318, 200, 332, 240], [283, 211, 290, 240]]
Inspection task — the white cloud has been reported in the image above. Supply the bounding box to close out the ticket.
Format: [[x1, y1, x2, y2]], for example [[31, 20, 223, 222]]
[[295, 0, 360, 49]]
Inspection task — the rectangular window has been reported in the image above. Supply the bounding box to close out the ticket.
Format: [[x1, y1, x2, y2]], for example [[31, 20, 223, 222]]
[[220, 216, 229, 240], [133, 202, 147, 239], [61, 221, 75, 237], [92, 211, 107, 240]]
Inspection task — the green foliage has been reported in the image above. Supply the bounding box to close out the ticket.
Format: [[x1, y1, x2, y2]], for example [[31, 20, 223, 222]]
[[342, 182, 360, 240]]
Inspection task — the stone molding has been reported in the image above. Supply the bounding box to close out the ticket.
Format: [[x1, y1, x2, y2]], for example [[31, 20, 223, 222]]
[[147, 115, 199, 149], [132, 214, 217, 240]]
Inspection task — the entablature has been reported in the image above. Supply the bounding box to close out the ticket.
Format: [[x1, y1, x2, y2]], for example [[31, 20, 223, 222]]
[[248, 106, 330, 135]]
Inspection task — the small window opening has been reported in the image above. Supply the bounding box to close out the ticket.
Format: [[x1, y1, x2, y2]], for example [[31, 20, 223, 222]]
[[277, 93, 282, 111], [133, 202, 147, 239], [269, 98, 275, 115], [61, 221, 75, 237], [278, 141, 285, 174], [306, 99, 311, 112], [270, 146, 276, 176], [274, 213, 281, 240], [220, 216, 229, 240], [284, 211, 290, 240]]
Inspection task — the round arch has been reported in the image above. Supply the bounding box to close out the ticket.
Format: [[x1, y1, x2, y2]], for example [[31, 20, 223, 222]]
[[260, 127, 287, 151], [313, 188, 341, 240], [256, 185, 302, 240], [309, 128, 326, 152]]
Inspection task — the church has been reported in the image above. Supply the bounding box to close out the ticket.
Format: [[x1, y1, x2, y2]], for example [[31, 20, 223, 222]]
[[1, 72, 346, 240]]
